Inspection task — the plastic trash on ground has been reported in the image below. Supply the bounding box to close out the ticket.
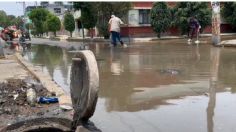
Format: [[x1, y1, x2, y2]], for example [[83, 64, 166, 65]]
[[37, 97, 59, 104]]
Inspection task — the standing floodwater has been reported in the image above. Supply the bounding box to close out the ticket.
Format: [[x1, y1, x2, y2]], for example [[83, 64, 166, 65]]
[[24, 40, 236, 132]]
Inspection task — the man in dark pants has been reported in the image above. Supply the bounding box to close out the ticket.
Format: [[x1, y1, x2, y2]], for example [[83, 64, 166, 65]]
[[108, 15, 127, 47], [188, 16, 201, 43]]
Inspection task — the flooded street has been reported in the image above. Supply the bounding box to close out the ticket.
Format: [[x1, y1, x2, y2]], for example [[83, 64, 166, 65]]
[[23, 39, 236, 132]]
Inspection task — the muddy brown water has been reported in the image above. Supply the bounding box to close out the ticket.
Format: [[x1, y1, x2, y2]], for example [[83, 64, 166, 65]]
[[23, 38, 236, 132]]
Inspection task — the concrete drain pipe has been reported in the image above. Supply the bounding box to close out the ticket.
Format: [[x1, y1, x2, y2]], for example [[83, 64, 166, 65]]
[[2, 50, 99, 132], [70, 50, 99, 130]]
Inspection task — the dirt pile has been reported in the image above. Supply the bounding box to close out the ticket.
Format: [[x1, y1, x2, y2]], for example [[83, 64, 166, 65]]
[[0, 78, 57, 116]]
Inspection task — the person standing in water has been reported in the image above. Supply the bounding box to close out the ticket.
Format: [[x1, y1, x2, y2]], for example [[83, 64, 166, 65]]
[[109, 15, 127, 47], [188, 16, 201, 42]]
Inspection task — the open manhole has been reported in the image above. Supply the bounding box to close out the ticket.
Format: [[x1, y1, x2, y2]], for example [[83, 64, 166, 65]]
[[2, 117, 72, 132]]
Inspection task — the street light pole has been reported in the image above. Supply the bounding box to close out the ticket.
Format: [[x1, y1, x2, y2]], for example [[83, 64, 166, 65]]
[[16, 1, 26, 31], [211, 2, 221, 46]]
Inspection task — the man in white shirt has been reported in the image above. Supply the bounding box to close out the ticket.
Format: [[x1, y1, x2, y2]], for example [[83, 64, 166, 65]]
[[108, 15, 125, 47]]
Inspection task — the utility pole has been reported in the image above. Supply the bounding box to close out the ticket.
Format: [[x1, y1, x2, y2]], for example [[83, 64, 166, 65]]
[[211, 2, 221, 46], [16, 1, 26, 30]]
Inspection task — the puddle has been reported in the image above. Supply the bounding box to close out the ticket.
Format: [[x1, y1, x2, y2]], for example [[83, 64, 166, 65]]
[[23, 39, 236, 132]]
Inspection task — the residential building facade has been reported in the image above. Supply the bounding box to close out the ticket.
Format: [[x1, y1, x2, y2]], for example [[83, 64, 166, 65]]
[[120, 2, 234, 38]]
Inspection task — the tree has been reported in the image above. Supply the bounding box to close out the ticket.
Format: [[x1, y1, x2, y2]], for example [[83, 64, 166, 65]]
[[25, 23, 33, 31], [0, 10, 8, 27], [80, 3, 97, 38], [43, 21, 49, 36], [73, 2, 97, 38], [14, 16, 24, 30], [46, 14, 61, 36], [0, 11, 24, 29], [7, 15, 16, 26], [221, 2, 236, 28], [63, 12, 75, 37], [173, 2, 211, 35], [150, 2, 172, 38], [28, 8, 49, 36]]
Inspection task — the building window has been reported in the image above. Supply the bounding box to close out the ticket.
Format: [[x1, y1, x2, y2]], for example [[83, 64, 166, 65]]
[[139, 9, 150, 24], [54, 8, 61, 14], [54, 2, 63, 6]]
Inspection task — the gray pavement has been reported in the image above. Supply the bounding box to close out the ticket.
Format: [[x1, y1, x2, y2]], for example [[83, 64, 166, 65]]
[[0, 56, 29, 82]]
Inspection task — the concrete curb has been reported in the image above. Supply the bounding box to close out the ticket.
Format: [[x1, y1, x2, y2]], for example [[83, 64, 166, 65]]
[[14, 53, 72, 106], [220, 40, 236, 47]]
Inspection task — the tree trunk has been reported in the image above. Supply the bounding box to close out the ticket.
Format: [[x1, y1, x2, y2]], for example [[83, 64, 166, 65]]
[[54, 32, 56, 37], [90, 28, 94, 38], [70, 32, 72, 37]]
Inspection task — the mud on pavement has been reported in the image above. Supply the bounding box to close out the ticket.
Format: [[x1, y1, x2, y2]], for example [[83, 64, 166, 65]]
[[0, 77, 72, 131]]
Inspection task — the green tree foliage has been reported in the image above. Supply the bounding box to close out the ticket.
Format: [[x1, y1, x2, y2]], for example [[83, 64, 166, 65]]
[[63, 12, 75, 37], [80, 3, 97, 35], [14, 16, 24, 30], [150, 2, 172, 38], [7, 15, 16, 26], [43, 21, 49, 36], [0, 10, 8, 27], [0, 10, 24, 29], [46, 14, 61, 36], [173, 2, 211, 34], [221, 2, 236, 27], [73, 2, 97, 38], [28, 8, 49, 35], [25, 23, 33, 31]]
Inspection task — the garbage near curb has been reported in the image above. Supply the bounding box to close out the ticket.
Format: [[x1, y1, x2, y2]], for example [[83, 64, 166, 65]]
[[37, 97, 59, 104], [26, 88, 37, 106], [26, 86, 59, 105], [0, 78, 55, 116], [59, 104, 73, 111]]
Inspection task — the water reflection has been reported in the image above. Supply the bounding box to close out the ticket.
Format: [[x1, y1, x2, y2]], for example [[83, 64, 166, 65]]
[[109, 48, 124, 75], [24, 45, 73, 93], [207, 47, 220, 132]]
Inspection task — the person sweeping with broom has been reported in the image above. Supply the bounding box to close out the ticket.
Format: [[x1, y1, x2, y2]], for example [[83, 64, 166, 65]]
[[188, 16, 201, 44]]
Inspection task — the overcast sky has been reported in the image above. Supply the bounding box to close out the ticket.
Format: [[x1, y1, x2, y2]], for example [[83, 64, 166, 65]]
[[0, 2, 36, 16]]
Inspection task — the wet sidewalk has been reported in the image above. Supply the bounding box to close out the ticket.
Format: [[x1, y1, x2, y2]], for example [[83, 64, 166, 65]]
[[0, 56, 28, 82]]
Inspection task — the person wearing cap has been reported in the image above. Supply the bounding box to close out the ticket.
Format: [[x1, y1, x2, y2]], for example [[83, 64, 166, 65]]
[[108, 15, 126, 47]]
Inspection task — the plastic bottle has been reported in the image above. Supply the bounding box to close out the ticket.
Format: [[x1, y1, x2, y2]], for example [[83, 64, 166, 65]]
[[37, 97, 59, 104], [26, 88, 37, 105]]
